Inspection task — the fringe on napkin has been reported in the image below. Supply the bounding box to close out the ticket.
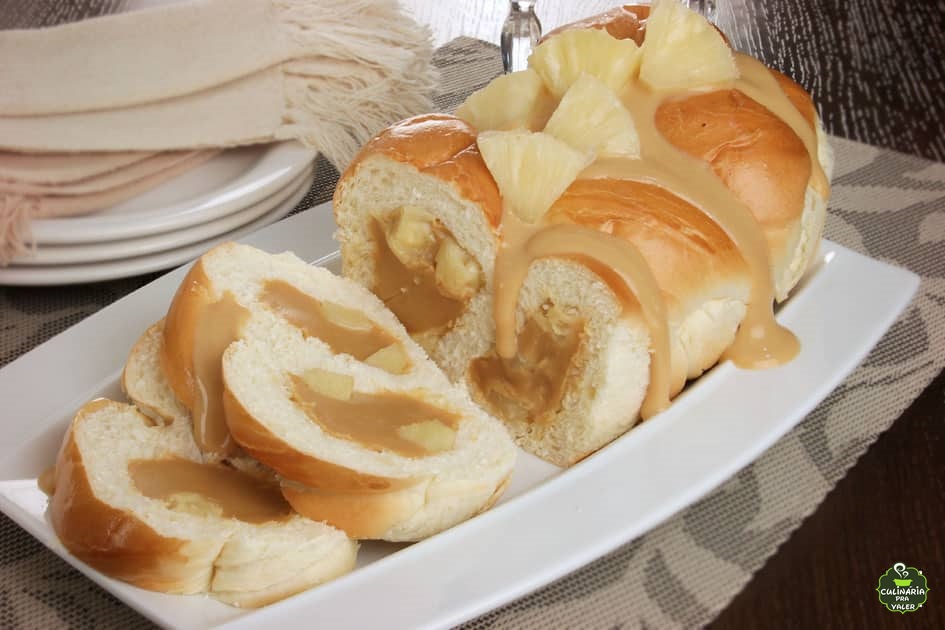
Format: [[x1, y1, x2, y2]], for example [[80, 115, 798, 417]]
[[0, 196, 38, 265], [275, 0, 439, 166], [281, 57, 436, 169]]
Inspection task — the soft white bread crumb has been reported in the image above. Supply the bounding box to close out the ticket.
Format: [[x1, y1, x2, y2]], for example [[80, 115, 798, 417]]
[[121, 320, 188, 424]]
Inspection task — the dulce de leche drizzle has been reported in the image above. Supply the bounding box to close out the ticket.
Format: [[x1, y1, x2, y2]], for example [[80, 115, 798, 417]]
[[493, 213, 672, 417], [129, 458, 291, 523], [581, 79, 800, 369], [490, 51, 821, 416], [192, 292, 250, 456], [370, 219, 466, 332], [732, 53, 829, 199]]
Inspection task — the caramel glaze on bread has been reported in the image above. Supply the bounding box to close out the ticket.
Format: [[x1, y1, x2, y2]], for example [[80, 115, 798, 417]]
[[333, 4, 833, 465], [339, 65, 818, 285]]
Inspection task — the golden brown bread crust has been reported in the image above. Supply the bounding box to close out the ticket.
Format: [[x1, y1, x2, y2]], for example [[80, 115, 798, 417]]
[[281, 483, 422, 539], [337, 10, 821, 271], [160, 259, 210, 412], [772, 71, 816, 128], [547, 179, 744, 308], [545, 3, 820, 229], [48, 400, 200, 593], [338, 103, 812, 281], [475, 472, 511, 514], [335, 114, 503, 229], [655, 89, 812, 244]]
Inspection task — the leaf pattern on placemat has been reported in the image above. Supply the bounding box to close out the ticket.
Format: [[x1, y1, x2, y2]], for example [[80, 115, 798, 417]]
[[0, 36, 943, 630], [464, 128, 945, 630]]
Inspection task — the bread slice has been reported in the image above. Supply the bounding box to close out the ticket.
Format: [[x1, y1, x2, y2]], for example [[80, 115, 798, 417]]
[[222, 319, 516, 541], [159, 242, 451, 460], [47, 399, 357, 607], [133, 242, 516, 541], [122, 320, 188, 425], [333, 33, 835, 466], [123, 319, 276, 481]]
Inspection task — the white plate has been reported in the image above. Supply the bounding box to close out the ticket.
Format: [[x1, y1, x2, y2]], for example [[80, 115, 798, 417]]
[[11, 168, 312, 266], [30, 141, 316, 244], [0, 204, 919, 629], [0, 168, 312, 286]]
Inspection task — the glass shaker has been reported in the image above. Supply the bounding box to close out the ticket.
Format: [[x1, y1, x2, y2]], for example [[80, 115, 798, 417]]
[[501, 1, 542, 74]]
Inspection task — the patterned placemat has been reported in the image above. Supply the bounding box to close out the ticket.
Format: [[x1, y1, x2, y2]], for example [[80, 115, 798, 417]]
[[0, 37, 943, 629]]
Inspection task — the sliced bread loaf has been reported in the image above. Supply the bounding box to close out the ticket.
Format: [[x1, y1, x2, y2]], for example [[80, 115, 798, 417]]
[[333, 6, 835, 466], [129, 241, 516, 540]]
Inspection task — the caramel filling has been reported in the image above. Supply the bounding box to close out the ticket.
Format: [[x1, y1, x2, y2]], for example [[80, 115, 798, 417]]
[[192, 292, 250, 456], [260, 279, 400, 362], [129, 458, 291, 523], [289, 371, 460, 458], [493, 214, 673, 418], [470, 302, 584, 424], [371, 208, 483, 335]]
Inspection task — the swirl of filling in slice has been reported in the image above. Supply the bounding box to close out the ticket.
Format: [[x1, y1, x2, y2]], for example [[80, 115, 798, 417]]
[[131, 242, 516, 541], [45, 399, 356, 607]]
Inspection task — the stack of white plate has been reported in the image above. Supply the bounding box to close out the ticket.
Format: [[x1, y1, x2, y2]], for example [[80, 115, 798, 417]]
[[0, 141, 317, 286]]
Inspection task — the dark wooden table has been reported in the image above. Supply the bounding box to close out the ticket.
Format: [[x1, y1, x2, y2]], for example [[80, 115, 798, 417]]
[[709, 1, 945, 627], [4, 1, 943, 627]]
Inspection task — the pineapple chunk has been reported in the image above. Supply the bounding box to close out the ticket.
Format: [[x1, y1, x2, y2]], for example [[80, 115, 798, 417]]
[[640, 0, 738, 90], [298, 368, 354, 401], [477, 130, 591, 223], [456, 69, 556, 132], [397, 420, 456, 454], [320, 301, 374, 332], [544, 73, 640, 158], [363, 343, 410, 375], [529, 28, 642, 99], [434, 235, 482, 300], [166, 492, 224, 518], [386, 205, 438, 268]]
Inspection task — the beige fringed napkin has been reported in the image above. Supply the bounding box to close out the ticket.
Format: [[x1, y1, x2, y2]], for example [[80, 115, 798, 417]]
[[0, 0, 437, 262], [0, 151, 156, 183], [0, 151, 206, 196], [0, 151, 218, 264]]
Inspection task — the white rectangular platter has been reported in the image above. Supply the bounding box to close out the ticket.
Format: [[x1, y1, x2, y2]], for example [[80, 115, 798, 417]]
[[0, 202, 919, 629]]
